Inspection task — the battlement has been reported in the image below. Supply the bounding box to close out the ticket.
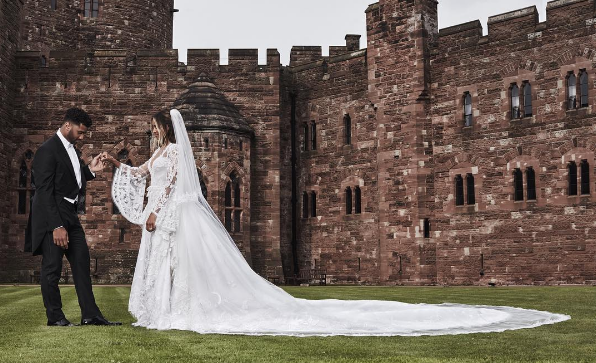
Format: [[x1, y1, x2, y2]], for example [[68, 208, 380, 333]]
[[186, 48, 280, 69], [437, 0, 595, 49], [290, 34, 362, 67]]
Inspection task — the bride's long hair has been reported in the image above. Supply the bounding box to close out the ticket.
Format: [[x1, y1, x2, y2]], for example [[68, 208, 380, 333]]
[[151, 109, 176, 150]]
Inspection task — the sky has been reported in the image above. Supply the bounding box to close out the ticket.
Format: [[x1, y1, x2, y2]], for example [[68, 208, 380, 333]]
[[172, 0, 548, 65]]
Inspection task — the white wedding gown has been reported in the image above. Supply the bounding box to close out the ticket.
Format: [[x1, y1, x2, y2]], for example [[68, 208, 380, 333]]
[[111, 110, 570, 337]]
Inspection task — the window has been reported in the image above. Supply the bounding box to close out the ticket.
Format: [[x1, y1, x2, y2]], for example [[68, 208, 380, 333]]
[[84, 0, 99, 18], [310, 122, 317, 150], [224, 138, 228, 149], [455, 174, 464, 206], [204, 137, 209, 149], [345, 187, 352, 215], [344, 114, 351, 145], [568, 161, 578, 196], [40, 56, 47, 67], [50, 0, 57, 10], [513, 168, 524, 201], [225, 172, 241, 233], [302, 192, 308, 218], [354, 186, 361, 214], [302, 123, 308, 151], [523, 82, 532, 117], [423, 218, 430, 239], [511, 84, 520, 119], [580, 70, 589, 108], [466, 173, 476, 205], [568, 73, 577, 110], [310, 191, 317, 217], [463, 92, 473, 127], [580, 159, 590, 195], [526, 167, 536, 201]]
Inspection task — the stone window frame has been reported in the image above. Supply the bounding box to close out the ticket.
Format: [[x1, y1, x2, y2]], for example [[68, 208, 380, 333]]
[[501, 71, 536, 126], [559, 60, 592, 118], [338, 107, 357, 152], [447, 164, 482, 213], [561, 148, 595, 204], [83, 0, 101, 19], [504, 157, 542, 210], [340, 176, 365, 218], [224, 171, 243, 234], [302, 185, 320, 220], [455, 85, 479, 133]]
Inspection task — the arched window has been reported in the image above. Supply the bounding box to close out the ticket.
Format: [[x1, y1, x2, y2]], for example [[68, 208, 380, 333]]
[[310, 191, 317, 217], [225, 181, 232, 231], [224, 138, 228, 149], [234, 180, 241, 232], [344, 114, 352, 145], [523, 82, 532, 117], [511, 84, 520, 119], [302, 123, 308, 151], [40, 56, 47, 67], [526, 167, 536, 201], [568, 72, 577, 110], [580, 70, 589, 108], [84, 0, 99, 18], [568, 161, 578, 196], [354, 186, 361, 214], [17, 150, 35, 215], [50, 0, 57, 10], [455, 174, 464, 206], [302, 192, 308, 218], [345, 187, 352, 215], [463, 92, 473, 127], [204, 137, 209, 149], [466, 173, 475, 205], [513, 168, 524, 201], [423, 218, 430, 239], [310, 122, 317, 150], [113, 159, 133, 214], [580, 159, 590, 195]]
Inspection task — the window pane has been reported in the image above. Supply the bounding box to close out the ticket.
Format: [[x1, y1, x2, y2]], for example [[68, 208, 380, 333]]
[[466, 173, 475, 205], [568, 73, 577, 109], [225, 182, 231, 207], [455, 175, 464, 206], [524, 83, 532, 116], [346, 187, 352, 215], [234, 210, 241, 232], [423, 218, 430, 238], [511, 84, 520, 119], [526, 167, 536, 201], [580, 160, 590, 195], [311, 123, 316, 150], [234, 182, 241, 207], [464, 93, 472, 126], [568, 161, 578, 196], [580, 71, 589, 107], [18, 190, 27, 215], [19, 160, 27, 188], [355, 186, 361, 214], [225, 209, 232, 231], [310, 191, 316, 217], [302, 192, 308, 218], [84, 0, 91, 17], [345, 115, 351, 145], [514, 169, 524, 201]]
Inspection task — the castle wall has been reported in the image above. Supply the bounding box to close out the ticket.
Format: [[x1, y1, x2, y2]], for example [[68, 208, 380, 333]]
[[20, 0, 174, 53], [431, 0, 596, 285]]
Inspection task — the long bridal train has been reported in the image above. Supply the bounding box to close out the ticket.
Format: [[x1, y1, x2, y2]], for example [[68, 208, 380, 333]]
[[112, 109, 570, 337]]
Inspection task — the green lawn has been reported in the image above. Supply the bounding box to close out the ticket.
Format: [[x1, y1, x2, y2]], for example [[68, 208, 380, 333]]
[[0, 285, 594, 362]]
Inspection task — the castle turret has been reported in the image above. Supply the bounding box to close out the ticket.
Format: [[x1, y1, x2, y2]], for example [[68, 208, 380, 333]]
[[20, 0, 175, 53]]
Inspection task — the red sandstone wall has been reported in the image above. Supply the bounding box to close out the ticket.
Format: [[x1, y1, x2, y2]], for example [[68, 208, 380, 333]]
[[431, 0, 596, 285], [20, 0, 174, 53]]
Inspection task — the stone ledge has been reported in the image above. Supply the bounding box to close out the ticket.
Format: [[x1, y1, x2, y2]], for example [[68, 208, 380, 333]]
[[547, 0, 588, 10], [488, 6, 538, 25]]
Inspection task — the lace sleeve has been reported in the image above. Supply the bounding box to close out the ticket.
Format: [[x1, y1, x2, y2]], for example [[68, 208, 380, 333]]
[[112, 160, 150, 225], [152, 144, 179, 216]]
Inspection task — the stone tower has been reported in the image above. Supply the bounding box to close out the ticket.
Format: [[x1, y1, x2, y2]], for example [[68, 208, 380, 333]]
[[366, 0, 439, 284], [19, 0, 175, 53]]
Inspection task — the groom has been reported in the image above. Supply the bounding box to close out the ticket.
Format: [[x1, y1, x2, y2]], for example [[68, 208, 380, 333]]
[[25, 107, 121, 327]]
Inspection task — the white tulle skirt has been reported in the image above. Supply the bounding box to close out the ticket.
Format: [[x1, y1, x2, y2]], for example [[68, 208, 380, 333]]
[[128, 202, 570, 337]]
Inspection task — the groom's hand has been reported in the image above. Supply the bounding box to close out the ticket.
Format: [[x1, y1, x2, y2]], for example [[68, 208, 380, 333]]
[[53, 227, 68, 249], [89, 154, 104, 172]]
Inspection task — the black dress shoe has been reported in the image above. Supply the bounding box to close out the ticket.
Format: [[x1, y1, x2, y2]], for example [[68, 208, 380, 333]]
[[47, 318, 74, 327], [81, 316, 122, 326]]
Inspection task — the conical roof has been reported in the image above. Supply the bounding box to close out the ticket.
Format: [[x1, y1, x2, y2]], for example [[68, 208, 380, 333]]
[[173, 74, 254, 136]]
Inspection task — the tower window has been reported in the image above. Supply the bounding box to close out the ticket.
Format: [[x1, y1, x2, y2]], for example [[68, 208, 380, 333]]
[[526, 167, 536, 201], [51, 0, 57, 10], [455, 174, 464, 206], [310, 122, 317, 151], [580, 70, 589, 108], [466, 173, 476, 205], [345, 187, 352, 215], [310, 191, 317, 217], [423, 218, 430, 239], [568, 161, 578, 196], [302, 123, 308, 151], [463, 92, 473, 127], [513, 168, 524, 201], [511, 84, 520, 119], [354, 186, 361, 214], [225, 172, 242, 233], [302, 192, 308, 218], [580, 159, 590, 195], [84, 0, 99, 18], [523, 82, 532, 117], [568, 72, 577, 110], [344, 114, 352, 145]]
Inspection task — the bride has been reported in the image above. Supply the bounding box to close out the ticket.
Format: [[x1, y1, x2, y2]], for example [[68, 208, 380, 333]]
[[102, 109, 569, 336]]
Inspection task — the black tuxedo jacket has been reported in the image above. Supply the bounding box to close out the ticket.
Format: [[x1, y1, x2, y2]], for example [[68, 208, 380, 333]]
[[24, 134, 95, 255]]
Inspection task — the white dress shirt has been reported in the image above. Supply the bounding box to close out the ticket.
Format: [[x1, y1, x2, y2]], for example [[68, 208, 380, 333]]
[[56, 129, 82, 203]]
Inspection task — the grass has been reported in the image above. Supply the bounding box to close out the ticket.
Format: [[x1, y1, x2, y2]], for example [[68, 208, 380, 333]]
[[0, 285, 594, 362]]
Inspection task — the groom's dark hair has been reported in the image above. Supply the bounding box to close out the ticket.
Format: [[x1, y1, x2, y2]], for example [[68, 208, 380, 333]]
[[64, 107, 92, 128]]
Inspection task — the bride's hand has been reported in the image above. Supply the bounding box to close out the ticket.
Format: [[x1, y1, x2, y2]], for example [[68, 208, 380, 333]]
[[101, 152, 121, 168], [146, 213, 157, 232]]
